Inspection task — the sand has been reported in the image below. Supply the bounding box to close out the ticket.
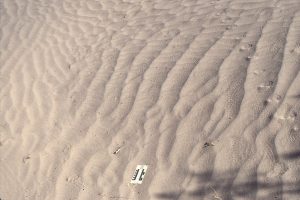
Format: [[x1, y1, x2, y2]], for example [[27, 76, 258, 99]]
[[1, 0, 300, 199]]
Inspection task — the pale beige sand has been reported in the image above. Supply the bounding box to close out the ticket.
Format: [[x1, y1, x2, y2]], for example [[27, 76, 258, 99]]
[[1, 0, 300, 199]]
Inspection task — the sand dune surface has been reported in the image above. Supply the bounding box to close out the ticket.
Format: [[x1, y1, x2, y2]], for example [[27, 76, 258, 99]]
[[1, 0, 300, 199]]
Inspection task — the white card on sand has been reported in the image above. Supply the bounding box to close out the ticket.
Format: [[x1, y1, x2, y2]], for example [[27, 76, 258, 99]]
[[130, 165, 148, 184]]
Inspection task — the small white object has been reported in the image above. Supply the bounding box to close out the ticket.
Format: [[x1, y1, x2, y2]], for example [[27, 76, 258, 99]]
[[130, 165, 148, 184]]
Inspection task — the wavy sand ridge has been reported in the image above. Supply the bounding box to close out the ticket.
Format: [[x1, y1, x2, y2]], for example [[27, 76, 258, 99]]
[[0, 0, 300, 199]]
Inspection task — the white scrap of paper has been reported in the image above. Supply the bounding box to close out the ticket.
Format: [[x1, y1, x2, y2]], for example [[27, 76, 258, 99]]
[[130, 165, 148, 184]]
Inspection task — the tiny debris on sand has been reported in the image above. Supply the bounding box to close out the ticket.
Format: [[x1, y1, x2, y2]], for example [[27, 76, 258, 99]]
[[203, 142, 215, 148], [113, 147, 122, 155]]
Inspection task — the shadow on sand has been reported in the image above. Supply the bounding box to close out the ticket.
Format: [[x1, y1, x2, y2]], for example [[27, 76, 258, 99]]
[[154, 151, 300, 199]]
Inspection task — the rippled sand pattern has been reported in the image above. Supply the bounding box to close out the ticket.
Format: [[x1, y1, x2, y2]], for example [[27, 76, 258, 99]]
[[1, 0, 300, 199]]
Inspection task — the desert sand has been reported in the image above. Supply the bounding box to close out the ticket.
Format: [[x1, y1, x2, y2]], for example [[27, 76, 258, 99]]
[[1, 0, 300, 199]]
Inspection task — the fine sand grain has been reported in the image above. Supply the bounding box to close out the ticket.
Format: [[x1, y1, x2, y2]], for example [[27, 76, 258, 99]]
[[1, 0, 300, 199]]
